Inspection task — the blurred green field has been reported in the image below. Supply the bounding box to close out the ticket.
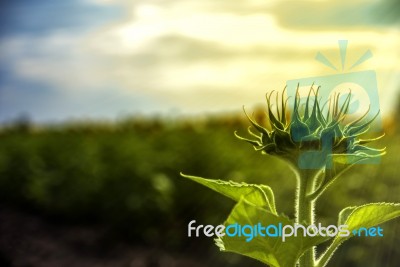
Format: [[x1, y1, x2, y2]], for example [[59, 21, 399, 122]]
[[0, 113, 399, 267]]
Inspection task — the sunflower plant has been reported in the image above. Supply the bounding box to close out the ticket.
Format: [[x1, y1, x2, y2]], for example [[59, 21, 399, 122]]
[[182, 85, 400, 267]]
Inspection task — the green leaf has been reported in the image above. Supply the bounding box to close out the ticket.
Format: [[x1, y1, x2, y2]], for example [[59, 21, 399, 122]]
[[317, 203, 400, 267], [305, 93, 322, 132], [339, 203, 400, 235], [357, 133, 385, 145], [181, 173, 276, 214], [266, 92, 285, 130], [216, 198, 328, 267], [242, 106, 270, 135], [345, 110, 380, 136], [338, 206, 356, 226], [234, 131, 261, 147]]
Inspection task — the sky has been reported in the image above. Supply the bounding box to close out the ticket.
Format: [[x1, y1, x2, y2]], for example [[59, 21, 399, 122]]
[[0, 0, 399, 123]]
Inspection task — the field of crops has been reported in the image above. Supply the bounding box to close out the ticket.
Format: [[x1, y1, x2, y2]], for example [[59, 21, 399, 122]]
[[0, 113, 399, 266]]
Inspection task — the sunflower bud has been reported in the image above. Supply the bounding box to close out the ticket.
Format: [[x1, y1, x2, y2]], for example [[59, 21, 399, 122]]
[[235, 86, 385, 169]]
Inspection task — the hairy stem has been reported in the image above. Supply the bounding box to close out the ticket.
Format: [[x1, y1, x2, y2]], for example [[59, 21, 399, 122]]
[[316, 241, 340, 267], [296, 169, 317, 267]]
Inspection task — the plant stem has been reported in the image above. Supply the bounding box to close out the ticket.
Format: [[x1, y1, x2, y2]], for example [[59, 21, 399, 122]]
[[296, 169, 316, 267], [316, 241, 340, 267]]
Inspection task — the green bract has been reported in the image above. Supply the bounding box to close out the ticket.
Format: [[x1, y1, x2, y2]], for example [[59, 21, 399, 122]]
[[181, 85, 400, 267], [235, 86, 385, 169]]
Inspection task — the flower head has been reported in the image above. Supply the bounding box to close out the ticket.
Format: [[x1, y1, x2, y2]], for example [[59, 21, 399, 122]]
[[236, 86, 385, 169]]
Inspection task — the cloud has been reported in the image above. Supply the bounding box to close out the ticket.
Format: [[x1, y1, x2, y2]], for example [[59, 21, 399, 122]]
[[0, 0, 122, 37], [0, 0, 399, 122]]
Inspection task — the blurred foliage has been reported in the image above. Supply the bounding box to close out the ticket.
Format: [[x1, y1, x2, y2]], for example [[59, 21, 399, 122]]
[[0, 113, 399, 267], [380, 0, 400, 24]]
